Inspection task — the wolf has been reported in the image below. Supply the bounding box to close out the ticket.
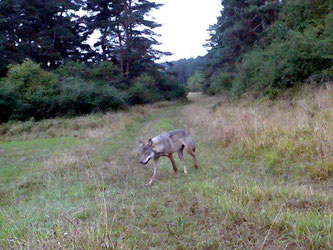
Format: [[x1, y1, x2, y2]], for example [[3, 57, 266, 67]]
[[139, 129, 198, 186]]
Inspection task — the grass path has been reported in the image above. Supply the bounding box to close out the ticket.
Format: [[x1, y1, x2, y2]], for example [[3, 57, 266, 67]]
[[0, 94, 332, 249]]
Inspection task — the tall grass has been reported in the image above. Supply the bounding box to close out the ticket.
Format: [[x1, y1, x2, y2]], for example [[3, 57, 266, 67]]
[[185, 84, 333, 180]]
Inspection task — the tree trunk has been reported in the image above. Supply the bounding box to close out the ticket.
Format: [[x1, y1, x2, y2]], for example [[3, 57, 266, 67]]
[[101, 29, 107, 61], [117, 25, 124, 74], [123, 0, 130, 77]]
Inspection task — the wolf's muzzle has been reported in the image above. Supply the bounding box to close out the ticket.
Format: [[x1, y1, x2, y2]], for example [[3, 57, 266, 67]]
[[140, 156, 152, 165]]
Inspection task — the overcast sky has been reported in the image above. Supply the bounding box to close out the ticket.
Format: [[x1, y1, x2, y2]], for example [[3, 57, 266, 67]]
[[151, 0, 222, 62]]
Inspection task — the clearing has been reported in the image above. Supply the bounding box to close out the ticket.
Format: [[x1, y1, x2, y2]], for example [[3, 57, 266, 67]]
[[0, 91, 332, 249]]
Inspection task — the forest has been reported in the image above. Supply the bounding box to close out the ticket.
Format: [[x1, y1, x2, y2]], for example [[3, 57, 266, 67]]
[[177, 0, 332, 96], [0, 0, 185, 122], [0, 0, 332, 122]]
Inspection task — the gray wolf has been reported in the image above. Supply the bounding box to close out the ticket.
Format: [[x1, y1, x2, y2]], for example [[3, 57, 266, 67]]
[[139, 129, 198, 186]]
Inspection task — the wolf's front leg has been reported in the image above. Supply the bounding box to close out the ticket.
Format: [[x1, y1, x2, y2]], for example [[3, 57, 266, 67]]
[[177, 150, 187, 175], [147, 157, 159, 186]]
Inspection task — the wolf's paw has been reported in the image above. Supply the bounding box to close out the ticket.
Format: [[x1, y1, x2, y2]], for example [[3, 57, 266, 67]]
[[146, 181, 154, 186]]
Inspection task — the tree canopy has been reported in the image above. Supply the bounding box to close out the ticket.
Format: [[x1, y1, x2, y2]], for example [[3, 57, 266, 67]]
[[0, 0, 166, 78], [202, 0, 333, 95]]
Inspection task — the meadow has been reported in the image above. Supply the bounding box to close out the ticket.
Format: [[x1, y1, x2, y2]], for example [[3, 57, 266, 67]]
[[0, 84, 332, 249]]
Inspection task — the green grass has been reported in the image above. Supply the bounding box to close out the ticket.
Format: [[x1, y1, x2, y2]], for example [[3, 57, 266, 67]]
[[0, 95, 332, 249]]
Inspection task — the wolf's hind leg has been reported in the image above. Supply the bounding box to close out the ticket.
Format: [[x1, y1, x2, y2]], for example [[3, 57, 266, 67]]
[[168, 154, 178, 174], [177, 150, 187, 175]]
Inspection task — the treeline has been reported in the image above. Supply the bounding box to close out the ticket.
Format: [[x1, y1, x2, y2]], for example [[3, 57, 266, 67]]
[[191, 0, 333, 96], [162, 57, 207, 84], [0, 0, 185, 122]]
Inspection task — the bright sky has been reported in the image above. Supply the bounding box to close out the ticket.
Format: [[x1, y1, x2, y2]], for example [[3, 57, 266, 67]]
[[151, 0, 222, 62], [87, 0, 222, 62]]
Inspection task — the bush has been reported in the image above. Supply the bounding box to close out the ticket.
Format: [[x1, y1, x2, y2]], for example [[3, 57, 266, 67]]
[[56, 61, 123, 86], [56, 61, 90, 79], [203, 0, 333, 97], [127, 74, 162, 104], [233, 18, 333, 96], [127, 74, 186, 104], [0, 82, 18, 122], [88, 61, 123, 83], [58, 77, 127, 115], [158, 75, 186, 100], [205, 72, 234, 95], [6, 59, 58, 94], [0, 60, 186, 122], [0, 59, 59, 121], [187, 71, 204, 92]]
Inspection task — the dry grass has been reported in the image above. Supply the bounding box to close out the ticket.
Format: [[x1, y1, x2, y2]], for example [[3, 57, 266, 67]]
[[185, 84, 333, 179]]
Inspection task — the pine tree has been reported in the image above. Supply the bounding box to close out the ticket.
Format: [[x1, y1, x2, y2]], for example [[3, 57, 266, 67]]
[[0, 0, 25, 76], [0, 0, 92, 74], [205, 0, 282, 77], [85, 0, 165, 78]]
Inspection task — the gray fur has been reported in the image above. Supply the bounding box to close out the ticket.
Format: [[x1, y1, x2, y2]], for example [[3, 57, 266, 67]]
[[139, 129, 198, 186]]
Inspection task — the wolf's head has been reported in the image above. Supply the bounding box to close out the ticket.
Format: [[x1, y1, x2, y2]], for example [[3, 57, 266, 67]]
[[139, 139, 155, 165]]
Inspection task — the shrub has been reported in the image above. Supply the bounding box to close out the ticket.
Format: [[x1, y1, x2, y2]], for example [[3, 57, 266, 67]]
[[0, 59, 59, 121], [205, 72, 234, 95], [56, 61, 123, 86], [58, 77, 127, 115], [158, 75, 186, 100], [187, 71, 204, 92], [0, 82, 19, 122], [203, 0, 333, 96], [6, 59, 58, 94], [0, 60, 186, 122], [127, 74, 162, 104], [233, 22, 333, 96], [88, 62, 123, 83], [56, 61, 90, 79]]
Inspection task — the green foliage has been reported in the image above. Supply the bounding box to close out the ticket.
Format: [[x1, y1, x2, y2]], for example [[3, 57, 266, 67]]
[[232, 1, 333, 95], [84, 0, 163, 75], [164, 56, 207, 84], [205, 72, 234, 95], [127, 74, 162, 104], [6, 59, 58, 94], [88, 62, 123, 82], [58, 78, 127, 114], [56, 61, 90, 79], [127, 74, 186, 104], [0, 0, 90, 74], [204, 0, 333, 96], [0, 0, 186, 122], [0, 83, 18, 122], [205, 0, 282, 77], [56, 61, 123, 86], [0, 59, 186, 122], [158, 76, 186, 100], [308, 161, 333, 181], [0, 59, 59, 121], [0, 60, 129, 122], [187, 71, 204, 92]]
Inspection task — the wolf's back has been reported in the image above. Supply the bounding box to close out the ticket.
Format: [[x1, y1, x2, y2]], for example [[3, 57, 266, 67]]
[[152, 130, 192, 154]]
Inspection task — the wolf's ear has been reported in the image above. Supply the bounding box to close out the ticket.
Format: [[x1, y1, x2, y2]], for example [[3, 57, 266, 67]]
[[148, 139, 153, 146], [139, 140, 144, 147]]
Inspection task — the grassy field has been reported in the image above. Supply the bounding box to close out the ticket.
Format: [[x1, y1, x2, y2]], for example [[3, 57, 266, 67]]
[[0, 85, 332, 249]]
